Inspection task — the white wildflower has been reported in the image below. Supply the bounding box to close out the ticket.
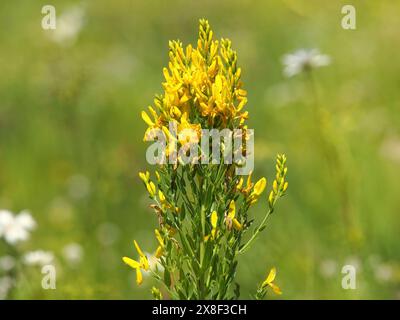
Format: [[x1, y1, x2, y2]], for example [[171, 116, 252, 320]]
[[68, 174, 90, 200], [282, 49, 331, 77], [344, 256, 362, 271], [23, 250, 54, 266], [319, 259, 338, 278], [0, 256, 16, 272], [0, 276, 14, 300], [97, 222, 120, 246], [62, 243, 83, 266], [374, 263, 393, 283], [48, 6, 85, 46], [0, 210, 36, 245]]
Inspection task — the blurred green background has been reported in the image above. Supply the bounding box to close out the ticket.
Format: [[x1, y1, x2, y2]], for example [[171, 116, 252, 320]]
[[1, 0, 400, 299]]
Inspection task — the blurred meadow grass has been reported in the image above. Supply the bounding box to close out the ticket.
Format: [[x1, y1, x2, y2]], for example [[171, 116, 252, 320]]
[[1, 0, 400, 299]]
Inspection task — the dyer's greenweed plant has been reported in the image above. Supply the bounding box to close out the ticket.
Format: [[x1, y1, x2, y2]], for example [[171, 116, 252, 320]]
[[122, 19, 288, 300]]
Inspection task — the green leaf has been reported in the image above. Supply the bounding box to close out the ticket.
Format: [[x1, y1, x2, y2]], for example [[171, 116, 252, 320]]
[[164, 268, 171, 288]]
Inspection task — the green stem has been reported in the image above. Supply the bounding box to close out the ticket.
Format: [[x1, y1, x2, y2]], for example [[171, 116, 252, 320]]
[[238, 197, 279, 254]]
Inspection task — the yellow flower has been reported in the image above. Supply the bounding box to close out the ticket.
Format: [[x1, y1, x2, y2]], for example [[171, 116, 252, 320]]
[[122, 240, 149, 285], [158, 190, 172, 210], [241, 172, 254, 195], [248, 177, 267, 205], [139, 19, 248, 136], [139, 171, 150, 184], [225, 200, 242, 231], [261, 267, 282, 295], [139, 171, 156, 197], [155, 229, 164, 258], [204, 211, 218, 241], [253, 177, 267, 196], [141, 110, 155, 127], [146, 181, 156, 197], [177, 113, 201, 145]]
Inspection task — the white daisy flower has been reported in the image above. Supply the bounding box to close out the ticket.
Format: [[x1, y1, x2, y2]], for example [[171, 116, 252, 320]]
[[23, 250, 54, 266], [62, 243, 84, 266], [0, 256, 16, 272], [0, 210, 36, 245], [49, 6, 85, 46], [374, 263, 393, 283], [282, 49, 331, 77], [0, 276, 14, 300], [319, 259, 338, 278]]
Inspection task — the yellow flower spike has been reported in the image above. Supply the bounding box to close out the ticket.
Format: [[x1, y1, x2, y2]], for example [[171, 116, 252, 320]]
[[253, 177, 267, 196], [155, 229, 164, 258], [141, 111, 155, 127], [261, 267, 282, 295]]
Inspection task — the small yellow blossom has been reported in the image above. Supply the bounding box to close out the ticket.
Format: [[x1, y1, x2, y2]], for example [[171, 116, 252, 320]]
[[155, 229, 164, 258], [248, 177, 267, 205], [205, 211, 218, 241], [122, 240, 149, 285], [261, 267, 282, 295], [225, 200, 242, 231]]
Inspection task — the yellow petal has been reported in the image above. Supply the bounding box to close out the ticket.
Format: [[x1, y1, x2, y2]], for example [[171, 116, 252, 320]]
[[228, 200, 235, 219], [236, 178, 243, 190], [273, 180, 278, 193], [158, 190, 166, 202], [210, 211, 218, 229], [140, 255, 149, 271], [134, 240, 145, 258], [246, 172, 253, 187], [155, 245, 163, 258], [141, 111, 155, 126], [136, 267, 143, 285], [263, 267, 276, 287], [122, 257, 140, 269], [139, 172, 148, 183], [232, 218, 242, 231], [155, 229, 164, 247], [269, 282, 282, 295], [146, 182, 156, 197], [253, 177, 267, 196], [283, 181, 289, 192]]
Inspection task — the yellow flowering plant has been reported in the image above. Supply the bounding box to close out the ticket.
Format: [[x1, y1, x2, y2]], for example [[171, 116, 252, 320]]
[[123, 19, 288, 299]]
